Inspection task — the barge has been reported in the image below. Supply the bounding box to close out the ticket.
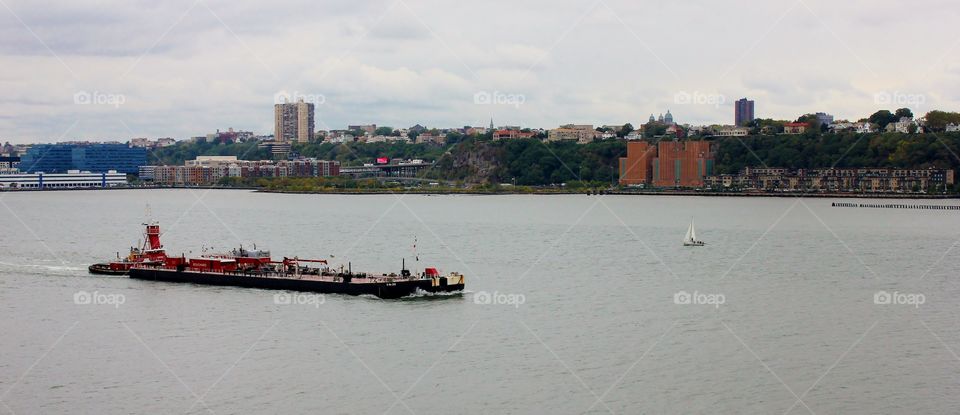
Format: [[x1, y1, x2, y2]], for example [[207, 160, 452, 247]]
[[95, 223, 465, 299]]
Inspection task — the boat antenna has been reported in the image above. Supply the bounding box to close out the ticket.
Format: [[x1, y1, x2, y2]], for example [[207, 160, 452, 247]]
[[413, 236, 419, 262]]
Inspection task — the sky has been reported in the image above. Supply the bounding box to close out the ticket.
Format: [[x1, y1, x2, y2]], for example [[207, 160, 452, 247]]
[[1, 0, 959, 143]]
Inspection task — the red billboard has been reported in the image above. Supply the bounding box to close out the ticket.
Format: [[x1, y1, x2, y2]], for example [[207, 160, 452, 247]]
[[375, 157, 390, 165]]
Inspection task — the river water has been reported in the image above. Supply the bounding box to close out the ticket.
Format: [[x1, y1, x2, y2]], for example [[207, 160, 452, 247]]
[[0, 189, 958, 414]]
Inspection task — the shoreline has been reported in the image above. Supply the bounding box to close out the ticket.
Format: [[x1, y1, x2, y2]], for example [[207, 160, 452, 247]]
[[2, 186, 958, 199]]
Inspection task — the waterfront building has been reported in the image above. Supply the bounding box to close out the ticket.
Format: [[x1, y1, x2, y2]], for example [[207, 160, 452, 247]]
[[0, 170, 127, 189], [19, 143, 146, 174], [149, 158, 340, 186], [618, 140, 714, 187], [734, 98, 755, 126], [274, 99, 315, 143], [705, 167, 955, 193], [653, 141, 714, 188], [0, 156, 20, 173], [618, 141, 655, 185]]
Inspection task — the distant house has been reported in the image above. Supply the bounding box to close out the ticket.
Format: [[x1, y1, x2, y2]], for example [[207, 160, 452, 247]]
[[829, 122, 855, 133], [854, 122, 875, 134], [888, 117, 919, 134], [783, 122, 808, 134], [946, 123, 960, 132], [493, 129, 535, 140]]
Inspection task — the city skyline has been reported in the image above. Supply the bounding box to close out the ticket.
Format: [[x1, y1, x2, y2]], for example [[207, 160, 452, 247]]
[[0, 0, 957, 142]]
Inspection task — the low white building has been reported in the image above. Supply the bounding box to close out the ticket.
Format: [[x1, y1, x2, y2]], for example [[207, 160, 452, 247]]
[[946, 123, 960, 132], [716, 126, 749, 137], [0, 170, 127, 189]]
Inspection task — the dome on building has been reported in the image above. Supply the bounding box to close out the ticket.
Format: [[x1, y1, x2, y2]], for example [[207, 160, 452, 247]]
[[649, 114, 655, 123], [664, 110, 674, 124]]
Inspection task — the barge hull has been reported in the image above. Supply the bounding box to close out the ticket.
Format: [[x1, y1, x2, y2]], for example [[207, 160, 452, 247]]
[[128, 268, 464, 299]]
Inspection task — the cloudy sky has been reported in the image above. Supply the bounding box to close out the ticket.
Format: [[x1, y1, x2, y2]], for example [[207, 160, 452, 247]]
[[1, 0, 959, 142]]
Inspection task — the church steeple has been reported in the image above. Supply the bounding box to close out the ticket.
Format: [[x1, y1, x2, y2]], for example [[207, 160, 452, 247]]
[[489, 118, 494, 130]]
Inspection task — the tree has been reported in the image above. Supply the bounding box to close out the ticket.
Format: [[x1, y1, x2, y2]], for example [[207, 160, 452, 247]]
[[895, 108, 913, 119], [923, 110, 960, 132], [618, 123, 634, 138], [868, 110, 898, 130], [374, 126, 394, 136]]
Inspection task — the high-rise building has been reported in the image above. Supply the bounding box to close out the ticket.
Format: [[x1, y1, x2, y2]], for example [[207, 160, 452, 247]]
[[734, 98, 755, 126], [274, 99, 315, 142]]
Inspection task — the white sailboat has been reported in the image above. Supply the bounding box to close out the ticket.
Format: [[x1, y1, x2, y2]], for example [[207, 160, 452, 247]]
[[683, 218, 705, 246]]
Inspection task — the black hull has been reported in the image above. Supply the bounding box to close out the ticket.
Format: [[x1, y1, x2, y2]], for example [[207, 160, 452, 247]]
[[88, 264, 129, 276], [128, 268, 464, 299]]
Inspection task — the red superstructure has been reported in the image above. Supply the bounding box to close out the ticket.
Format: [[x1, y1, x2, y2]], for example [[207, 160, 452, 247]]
[[89, 222, 170, 275]]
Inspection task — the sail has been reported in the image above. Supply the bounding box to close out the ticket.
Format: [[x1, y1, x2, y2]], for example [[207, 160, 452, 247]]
[[690, 219, 697, 241], [685, 220, 694, 242]]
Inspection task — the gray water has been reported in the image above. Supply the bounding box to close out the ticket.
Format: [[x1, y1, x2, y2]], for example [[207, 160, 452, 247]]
[[0, 189, 958, 414]]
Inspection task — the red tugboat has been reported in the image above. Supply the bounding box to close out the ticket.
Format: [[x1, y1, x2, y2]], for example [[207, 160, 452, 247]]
[[88, 223, 168, 275], [93, 223, 466, 299]]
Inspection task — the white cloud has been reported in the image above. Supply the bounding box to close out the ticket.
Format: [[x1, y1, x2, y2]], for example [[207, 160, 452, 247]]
[[1, 0, 959, 141]]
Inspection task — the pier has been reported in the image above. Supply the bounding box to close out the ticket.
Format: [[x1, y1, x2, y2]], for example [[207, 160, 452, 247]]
[[832, 202, 960, 210]]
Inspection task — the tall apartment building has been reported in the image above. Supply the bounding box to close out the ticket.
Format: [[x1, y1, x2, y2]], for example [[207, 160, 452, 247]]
[[734, 98, 755, 127], [274, 99, 315, 142], [653, 141, 714, 188]]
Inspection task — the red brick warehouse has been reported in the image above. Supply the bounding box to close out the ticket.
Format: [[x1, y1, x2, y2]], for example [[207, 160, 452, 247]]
[[619, 140, 715, 188]]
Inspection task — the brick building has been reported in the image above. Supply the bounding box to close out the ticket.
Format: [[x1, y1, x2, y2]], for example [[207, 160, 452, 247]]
[[652, 141, 714, 187], [618, 140, 714, 188], [618, 141, 655, 185]]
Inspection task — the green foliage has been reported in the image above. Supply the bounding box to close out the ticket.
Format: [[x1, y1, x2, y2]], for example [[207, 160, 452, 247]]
[[713, 132, 960, 174], [148, 140, 270, 165], [869, 110, 898, 130], [153, 132, 960, 189], [924, 110, 960, 132]]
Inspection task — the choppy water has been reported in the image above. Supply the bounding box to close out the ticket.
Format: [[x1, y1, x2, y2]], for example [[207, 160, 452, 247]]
[[0, 189, 958, 414]]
